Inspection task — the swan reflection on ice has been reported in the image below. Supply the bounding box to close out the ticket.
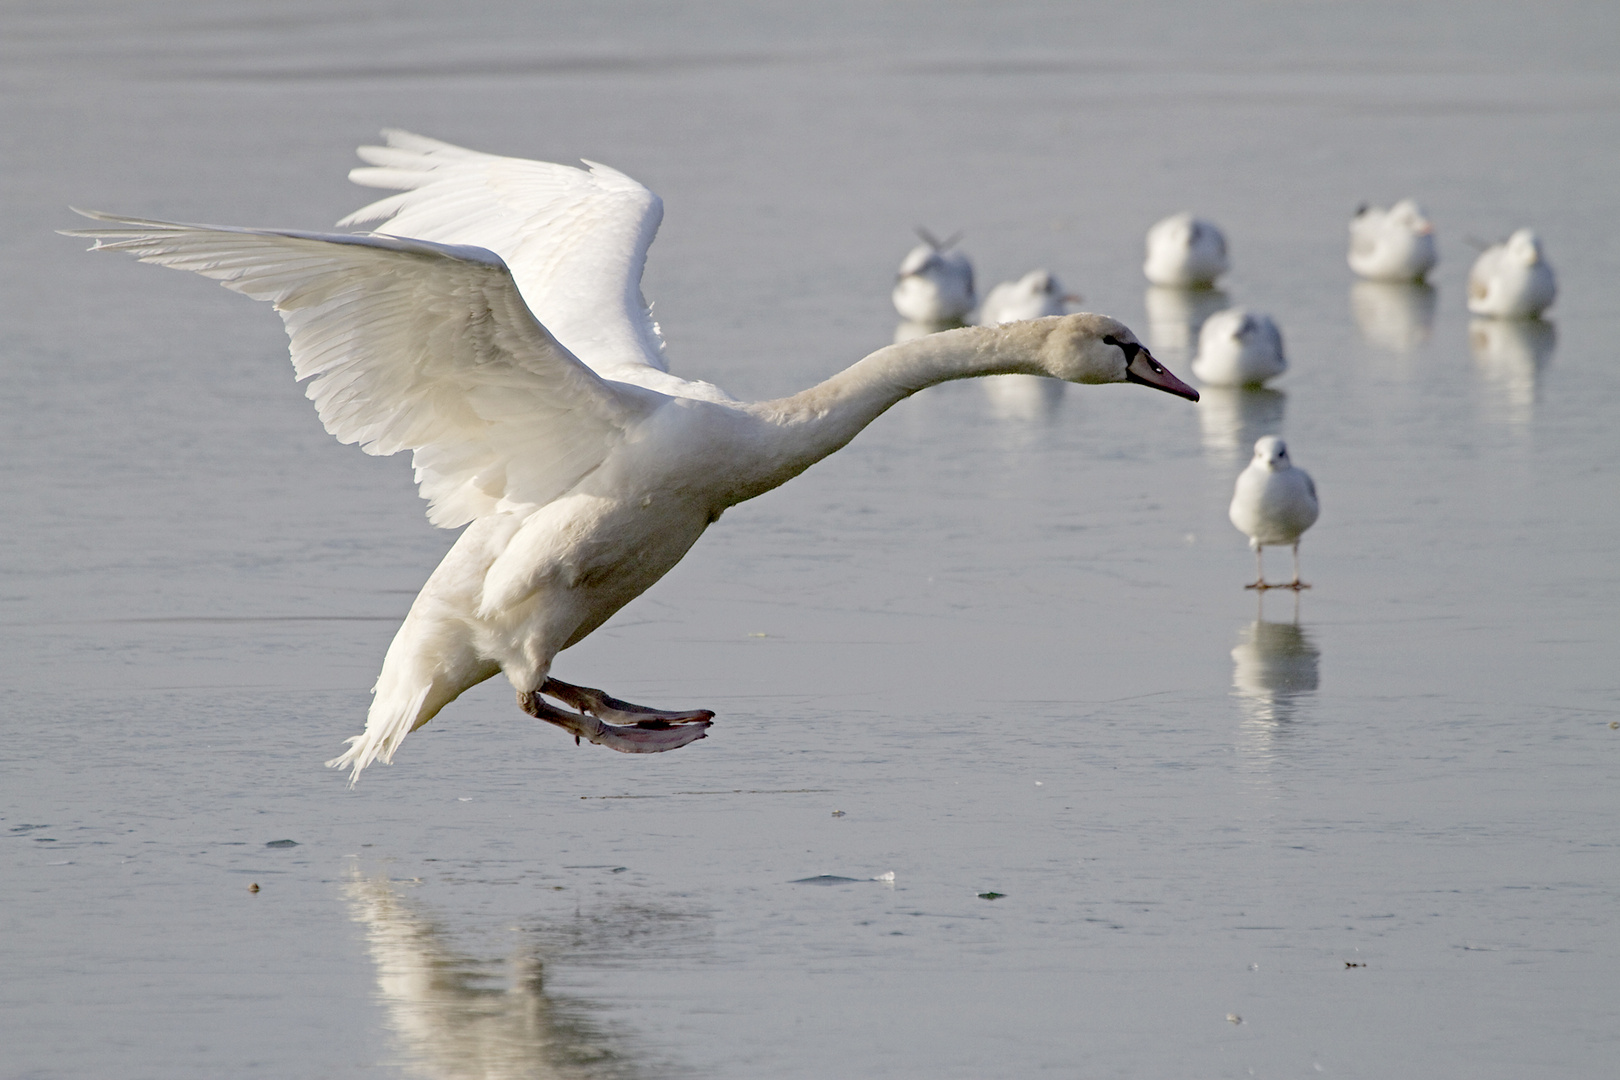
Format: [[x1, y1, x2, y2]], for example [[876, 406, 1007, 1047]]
[[1349, 280, 1436, 353], [1143, 285, 1230, 362], [1469, 317, 1556, 425], [1231, 609, 1320, 760], [1195, 386, 1286, 468], [344, 872, 666, 1080]]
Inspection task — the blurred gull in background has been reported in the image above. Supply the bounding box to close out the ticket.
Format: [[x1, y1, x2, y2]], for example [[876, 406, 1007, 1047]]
[[1191, 307, 1286, 388], [976, 269, 1080, 418], [1143, 284, 1230, 361], [1143, 212, 1228, 288], [1467, 228, 1556, 318], [1348, 199, 1438, 282], [892, 228, 976, 325]]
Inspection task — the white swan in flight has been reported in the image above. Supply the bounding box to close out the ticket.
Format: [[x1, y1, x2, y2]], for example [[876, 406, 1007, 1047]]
[[66, 131, 1198, 784]]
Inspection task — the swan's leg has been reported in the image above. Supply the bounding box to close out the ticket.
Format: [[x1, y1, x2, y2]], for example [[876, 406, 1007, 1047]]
[[541, 678, 716, 727], [518, 690, 711, 754], [1245, 545, 1272, 590], [1287, 542, 1310, 590]]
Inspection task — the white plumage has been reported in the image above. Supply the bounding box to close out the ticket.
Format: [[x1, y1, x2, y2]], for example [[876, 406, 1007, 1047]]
[[976, 269, 1078, 325], [892, 231, 976, 324], [68, 132, 1201, 783], [1191, 307, 1286, 387], [1143, 212, 1228, 288], [1229, 436, 1318, 590], [1348, 199, 1438, 282], [1467, 228, 1556, 318]]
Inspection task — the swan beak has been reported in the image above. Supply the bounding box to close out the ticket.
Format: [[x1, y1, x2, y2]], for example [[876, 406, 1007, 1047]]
[[1126, 349, 1199, 401]]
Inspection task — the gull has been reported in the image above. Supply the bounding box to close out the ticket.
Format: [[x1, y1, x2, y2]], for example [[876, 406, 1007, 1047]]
[[1468, 228, 1556, 318], [1348, 199, 1438, 282], [1143, 212, 1228, 288], [976, 269, 1081, 325], [1229, 436, 1318, 590], [892, 229, 976, 324], [1191, 307, 1286, 387], [66, 131, 1199, 784]]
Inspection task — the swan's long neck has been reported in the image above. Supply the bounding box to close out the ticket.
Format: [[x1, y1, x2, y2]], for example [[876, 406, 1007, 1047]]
[[726, 321, 1056, 504]]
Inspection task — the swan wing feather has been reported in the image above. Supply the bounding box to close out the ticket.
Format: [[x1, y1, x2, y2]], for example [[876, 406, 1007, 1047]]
[[66, 211, 659, 528], [338, 129, 668, 379]]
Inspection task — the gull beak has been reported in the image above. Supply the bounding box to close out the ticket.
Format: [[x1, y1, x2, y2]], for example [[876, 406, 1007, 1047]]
[[1126, 348, 1199, 401]]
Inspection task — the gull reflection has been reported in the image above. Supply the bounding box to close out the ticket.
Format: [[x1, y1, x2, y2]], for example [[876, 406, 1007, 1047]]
[[1469, 317, 1556, 426], [344, 872, 671, 1080], [1143, 286, 1229, 363], [1196, 386, 1286, 468], [1231, 600, 1319, 767], [1349, 281, 1436, 352], [982, 374, 1065, 420]]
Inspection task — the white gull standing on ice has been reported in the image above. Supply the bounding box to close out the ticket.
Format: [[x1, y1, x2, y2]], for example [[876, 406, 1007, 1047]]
[[1229, 436, 1319, 590], [67, 131, 1201, 784]]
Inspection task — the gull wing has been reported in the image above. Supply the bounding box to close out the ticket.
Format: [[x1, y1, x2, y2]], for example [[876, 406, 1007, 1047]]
[[338, 129, 668, 382], [66, 211, 662, 528]]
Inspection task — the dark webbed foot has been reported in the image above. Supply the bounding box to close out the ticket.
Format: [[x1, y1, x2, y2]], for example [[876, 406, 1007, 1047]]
[[541, 678, 715, 727], [518, 681, 713, 754]]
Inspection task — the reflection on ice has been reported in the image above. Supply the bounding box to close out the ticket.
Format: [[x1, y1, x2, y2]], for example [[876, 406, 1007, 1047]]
[[1349, 281, 1436, 352], [1232, 609, 1319, 764], [1143, 286, 1229, 362], [344, 872, 658, 1080], [982, 373, 1065, 420], [1196, 386, 1286, 468], [1469, 317, 1556, 425]]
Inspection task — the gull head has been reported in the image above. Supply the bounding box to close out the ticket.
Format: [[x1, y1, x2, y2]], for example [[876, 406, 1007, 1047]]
[[1251, 435, 1292, 471]]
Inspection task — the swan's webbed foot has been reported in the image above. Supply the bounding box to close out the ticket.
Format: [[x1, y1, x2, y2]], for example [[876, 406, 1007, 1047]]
[[517, 683, 712, 754], [541, 678, 716, 727]]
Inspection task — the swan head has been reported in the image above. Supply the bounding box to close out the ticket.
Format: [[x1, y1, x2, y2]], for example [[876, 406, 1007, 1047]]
[[1251, 435, 1291, 471], [1038, 313, 1199, 400]]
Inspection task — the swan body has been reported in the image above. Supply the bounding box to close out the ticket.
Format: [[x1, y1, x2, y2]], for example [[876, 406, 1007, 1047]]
[[67, 131, 1198, 784], [892, 233, 976, 324], [1468, 228, 1556, 318], [1348, 199, 1437, 282], [1143, 212, 1228, 288], [1229, 436, 1318, 590], [1191, 307, 1286, 387], [976, 269, 1079, 325]]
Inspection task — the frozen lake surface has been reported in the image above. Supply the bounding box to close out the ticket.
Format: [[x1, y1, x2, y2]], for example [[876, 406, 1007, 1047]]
[[4, 3, 1618, 1077]]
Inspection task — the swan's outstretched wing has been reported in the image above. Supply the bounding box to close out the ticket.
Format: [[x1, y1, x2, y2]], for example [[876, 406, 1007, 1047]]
[[66, 211, 662, 528], [338, 129, 668, 383]]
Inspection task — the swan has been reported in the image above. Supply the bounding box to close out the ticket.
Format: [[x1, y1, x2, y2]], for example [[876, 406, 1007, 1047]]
[[1348, 199, 1437, 282], [1229, 436, 1318, 591], [66, 131, 1198, 784], [1143, 212, 1228, 288], [976, 269, 1080, 325], [892, 229, 976, 324], [1191, 307, 1286, 387], [1467, 228, 1556, 318]]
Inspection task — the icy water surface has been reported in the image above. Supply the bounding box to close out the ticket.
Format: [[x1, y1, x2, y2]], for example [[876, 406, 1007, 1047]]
[[4, 3, 1618, 1077]]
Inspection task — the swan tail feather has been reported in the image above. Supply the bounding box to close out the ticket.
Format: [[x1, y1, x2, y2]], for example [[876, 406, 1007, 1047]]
[[326, 684, 433, 788]]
